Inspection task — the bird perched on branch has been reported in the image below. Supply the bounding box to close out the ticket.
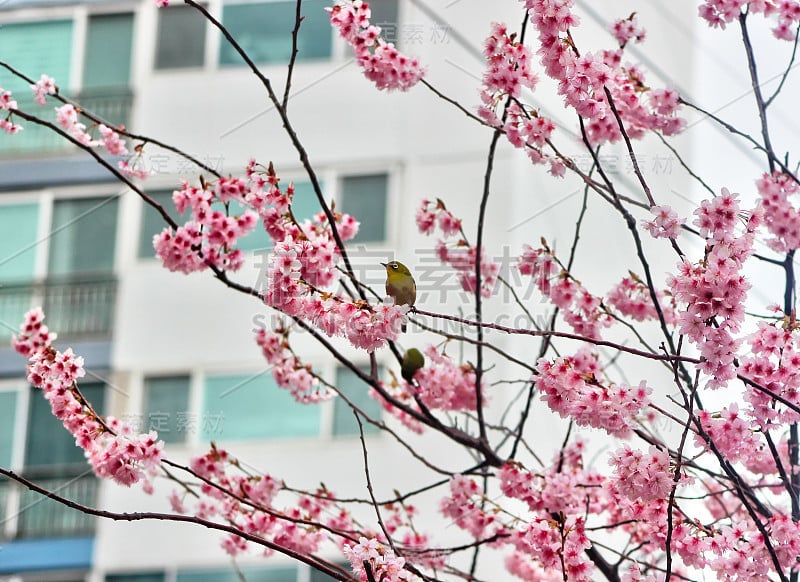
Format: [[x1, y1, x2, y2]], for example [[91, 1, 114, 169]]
[[401, 348, 425, 383], [382, 260, 416, 332]]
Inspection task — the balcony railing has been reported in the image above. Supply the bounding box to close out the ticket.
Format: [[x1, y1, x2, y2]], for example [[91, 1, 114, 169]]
[[2, 469, 98, 539], [76, 87, 134, 129], [0, 275, 117, 341], [0, 87, 133, 157]]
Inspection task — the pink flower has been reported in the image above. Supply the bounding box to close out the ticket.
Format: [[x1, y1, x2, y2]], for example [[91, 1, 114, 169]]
[[0, 88, 18, 111], [327, 2, 425, 92], [31, 74, 56, 106], [610, 445, 675, 502]]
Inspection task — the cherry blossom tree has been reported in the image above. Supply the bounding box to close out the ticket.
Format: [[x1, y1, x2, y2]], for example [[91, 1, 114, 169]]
[[3, 0, 800, 580]]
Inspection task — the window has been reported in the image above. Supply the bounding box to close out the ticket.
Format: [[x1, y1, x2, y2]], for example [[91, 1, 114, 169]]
[[177, 566, 296, 582], [220, 0, 332, 66], [25, 383, 104, 469], [138, 191, 183, 258], [143, 376, 191, 444], [0, 202, 40, 340], [0, 391, 17, 468], [81, 13, 135, 127], [202, 373, 320, 440], [339, 174, 389, 243], [369, 0, 400, 44], [48, 197, 119, 278], [155, 4, 207, 69], [106, 573, 166, 582], [83, 14, 134, 89], [0, 20, 73, 154], [45, 197, 118, 338], [17, 383, 104, 538], [291, 180, 321, 222], [332, 365, 382, 436]]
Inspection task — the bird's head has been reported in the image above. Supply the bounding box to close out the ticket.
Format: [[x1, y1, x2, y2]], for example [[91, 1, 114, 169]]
[[381, 261, 412, 277]]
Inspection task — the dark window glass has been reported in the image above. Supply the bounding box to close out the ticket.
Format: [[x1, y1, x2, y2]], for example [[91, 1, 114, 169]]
[[155, 4, 207, 69]]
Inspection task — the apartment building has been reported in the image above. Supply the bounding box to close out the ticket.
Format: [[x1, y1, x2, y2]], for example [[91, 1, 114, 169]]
[[0, 1, 697, 580]]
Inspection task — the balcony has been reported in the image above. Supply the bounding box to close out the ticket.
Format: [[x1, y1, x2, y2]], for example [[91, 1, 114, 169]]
[[0, 87, 133, 158], [1, 469, 98, 540], [0, 275, 117, 342], [75, 87, 134, 129]]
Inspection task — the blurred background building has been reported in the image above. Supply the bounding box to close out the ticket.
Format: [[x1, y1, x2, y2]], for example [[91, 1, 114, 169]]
[[4, 0, 787, 580]]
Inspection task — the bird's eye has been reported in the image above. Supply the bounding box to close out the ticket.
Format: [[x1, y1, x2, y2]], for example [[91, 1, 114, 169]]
[[391, 264, 398, 269]]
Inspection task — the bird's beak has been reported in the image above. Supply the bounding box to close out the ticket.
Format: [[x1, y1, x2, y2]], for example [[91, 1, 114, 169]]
[[380, 262, 388, 267]]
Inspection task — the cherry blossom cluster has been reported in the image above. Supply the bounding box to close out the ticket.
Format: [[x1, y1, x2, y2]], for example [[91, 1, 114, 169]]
[[523, 0, 684, 144], [13, 308, 163, 487], [343, 537, 412, 582], [741, 320, 800, 427], [757, 171, 800, 252], [255, 327, 332, 403], [54, 103, 129, 160], [240, 162, 407, 352], [477, 23, 563, 175], [670, 517, 800, 578], [382, 503, 444, 570], [31, 74, 56, 105], [154, 177, 258, 273], [327, 1, 425, 92], [667, 188, 761, 389], [0, 87, 23, 134], [699, 0, 800, 40], [512, 516, 593, 581], [416, 199, 500, 298], [608, 445, 676, 502], [439, 475, 505, 540], [263, 237, 407, 351], [499, 441, 603, 516], [696, 405, 778, 474], [411, 345, 485, 411], [610, 14, 646, 47], [518, 244, 614, 338], [173, 445, 331, 557], [535, 349, 652, 437], [641, 204, 683, 239], [606, 275, 675, 323]]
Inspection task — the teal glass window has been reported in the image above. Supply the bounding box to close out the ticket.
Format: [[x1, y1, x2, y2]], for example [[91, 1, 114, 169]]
[[144, 376, 191, 444], [202, 373, 320, 440], [83, 13, 134, 89], [155, 4, 207, 69], [25, 383, 104, 469], [0, 202, 39, 282], [177, 567, 296, 582], [81, 13, 135, 126], [219, 0, 332, 66], [48, 197, 119, 277], [332, 366, 382, 436], [138, 191, 184, 258], [107, 574, 166, 582], [0, 20, 73, 154], [0, 391, 18, 468], [340, 174, 388, 243], [291, 180, 320, 222], [0, 203, 40, 340], [310, 565, 345, 582]]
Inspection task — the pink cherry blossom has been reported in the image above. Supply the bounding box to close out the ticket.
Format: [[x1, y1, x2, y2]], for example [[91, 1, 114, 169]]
[[31, 74, 56, 106], [13, 309, 164, 488], [328, 1, 425, 92]]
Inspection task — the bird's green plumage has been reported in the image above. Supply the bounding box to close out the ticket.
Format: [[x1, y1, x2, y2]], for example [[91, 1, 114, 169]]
[[382, 261, 416, 332], [401, 348, 425, 383]]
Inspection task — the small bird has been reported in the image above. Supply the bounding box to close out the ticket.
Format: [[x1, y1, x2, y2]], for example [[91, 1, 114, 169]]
[[381, 260, 416, 332], [401, 348, 425, 383]]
